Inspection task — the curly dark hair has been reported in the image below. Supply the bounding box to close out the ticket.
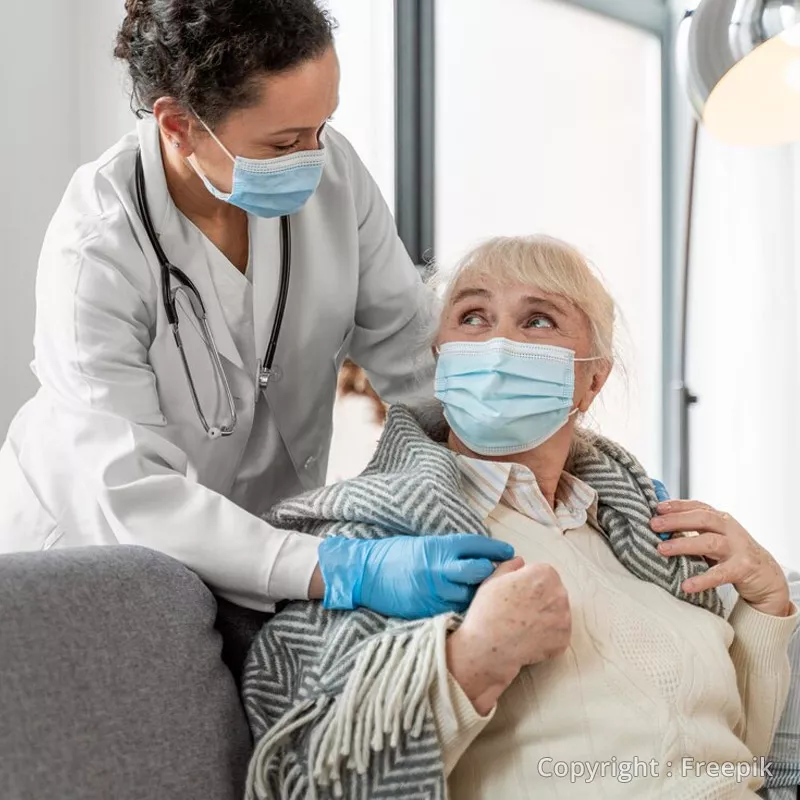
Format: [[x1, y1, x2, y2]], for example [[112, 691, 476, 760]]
[[114, 0, 335, 126]]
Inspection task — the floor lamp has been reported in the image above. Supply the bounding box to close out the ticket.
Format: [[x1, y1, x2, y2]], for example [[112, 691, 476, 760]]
[[674, 0, 800, 498]]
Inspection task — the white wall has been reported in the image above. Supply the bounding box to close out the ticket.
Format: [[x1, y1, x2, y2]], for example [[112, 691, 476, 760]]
[[0, 1, 131, 437], [1, 2, 78, 435], [75, 2, 134, 165], [687, 136, 800, 568], [316, 0, 399, 483], [322, 0, 395, 207]]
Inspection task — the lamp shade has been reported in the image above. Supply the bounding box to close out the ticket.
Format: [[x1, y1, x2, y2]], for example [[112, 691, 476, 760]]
[[677, 0, 800, 145]]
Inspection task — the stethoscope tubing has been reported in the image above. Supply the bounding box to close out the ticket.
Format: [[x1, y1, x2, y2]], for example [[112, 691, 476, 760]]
[[133, 147, 291, 437]]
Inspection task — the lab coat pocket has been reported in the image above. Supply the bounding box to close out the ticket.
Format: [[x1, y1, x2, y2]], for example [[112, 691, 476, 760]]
[[333, 325, 356, 373]]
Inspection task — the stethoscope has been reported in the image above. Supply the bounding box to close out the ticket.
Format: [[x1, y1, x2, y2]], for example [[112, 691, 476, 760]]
[[134, 148, 291, 439]]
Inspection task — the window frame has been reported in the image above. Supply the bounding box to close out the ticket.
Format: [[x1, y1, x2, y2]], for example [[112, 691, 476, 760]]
[[394, 0, 436, 269]]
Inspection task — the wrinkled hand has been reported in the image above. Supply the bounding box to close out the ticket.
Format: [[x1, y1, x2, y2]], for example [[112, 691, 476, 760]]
[[318, 533, 515, 620], [651, 500, 790, 617], [446, 558, 572, 713]]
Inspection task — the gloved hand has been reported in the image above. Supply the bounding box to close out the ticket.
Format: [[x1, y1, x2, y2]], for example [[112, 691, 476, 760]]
[[651, 479, 672, 540], [318, 534, 515, 620], [652, 479, 670, 504]]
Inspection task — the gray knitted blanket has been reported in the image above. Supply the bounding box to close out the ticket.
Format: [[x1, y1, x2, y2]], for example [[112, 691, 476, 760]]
[[242, 405, 722, 799]]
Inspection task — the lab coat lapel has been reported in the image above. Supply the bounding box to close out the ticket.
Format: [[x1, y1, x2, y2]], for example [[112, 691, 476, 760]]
[[251, 215, 283, 380], [136, 119, 246, 373]]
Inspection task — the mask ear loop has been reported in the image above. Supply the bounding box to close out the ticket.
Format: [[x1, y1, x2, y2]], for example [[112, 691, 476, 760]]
[[184, 109, 238, 199], [190, 107, 237, 163], [572, 353, 608, 414]]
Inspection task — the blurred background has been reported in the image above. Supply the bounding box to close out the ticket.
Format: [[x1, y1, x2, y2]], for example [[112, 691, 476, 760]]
[[1, 0, 798, 566]]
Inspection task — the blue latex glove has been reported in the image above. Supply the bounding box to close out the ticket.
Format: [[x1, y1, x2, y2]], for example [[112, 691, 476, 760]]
[[318, 534, 515, 619], [651, 479, 672, 540]]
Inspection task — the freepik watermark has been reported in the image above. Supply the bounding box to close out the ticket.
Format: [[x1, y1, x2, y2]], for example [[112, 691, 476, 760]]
[[678, 757, 772, 782], [537, 758, 659, 784], [536, 756, 773, 784]]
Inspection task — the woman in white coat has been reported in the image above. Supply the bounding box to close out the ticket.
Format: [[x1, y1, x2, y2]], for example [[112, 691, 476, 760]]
[[0, 0, 512, 616]]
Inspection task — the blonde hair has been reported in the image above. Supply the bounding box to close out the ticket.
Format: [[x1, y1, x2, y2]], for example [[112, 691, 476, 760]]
[[433, 235, 616, 363]]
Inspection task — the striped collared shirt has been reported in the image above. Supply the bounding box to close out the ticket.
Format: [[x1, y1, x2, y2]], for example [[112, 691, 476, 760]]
[[455, 454, 598, 533]]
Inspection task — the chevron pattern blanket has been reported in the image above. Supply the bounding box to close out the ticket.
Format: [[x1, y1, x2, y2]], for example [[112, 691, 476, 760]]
[[242, 404, 721, 799]]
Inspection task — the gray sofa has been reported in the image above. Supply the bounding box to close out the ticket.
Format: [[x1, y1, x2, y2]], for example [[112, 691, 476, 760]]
[[2, 548, 798, 800], [0, 546, 264, 800]]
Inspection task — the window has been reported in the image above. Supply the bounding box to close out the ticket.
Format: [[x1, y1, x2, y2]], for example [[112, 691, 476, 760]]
[[322, 0, 395, 209], [434, 0, 664, 474], [323, 0, 396, 482]]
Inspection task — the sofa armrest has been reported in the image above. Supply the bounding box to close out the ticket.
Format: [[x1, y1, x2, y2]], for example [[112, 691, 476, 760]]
[[0, 546, 251, 800]]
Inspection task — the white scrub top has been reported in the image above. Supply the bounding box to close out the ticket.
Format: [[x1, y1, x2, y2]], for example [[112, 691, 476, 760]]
[[0, 119, 435, 611]]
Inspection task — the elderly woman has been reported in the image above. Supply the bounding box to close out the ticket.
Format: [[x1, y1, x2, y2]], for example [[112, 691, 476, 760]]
[[242, 236, 798, 799]]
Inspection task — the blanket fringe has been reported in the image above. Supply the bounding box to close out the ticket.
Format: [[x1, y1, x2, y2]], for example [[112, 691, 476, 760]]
[[245, 618, 444, 799], [246, 697, 328, 800]]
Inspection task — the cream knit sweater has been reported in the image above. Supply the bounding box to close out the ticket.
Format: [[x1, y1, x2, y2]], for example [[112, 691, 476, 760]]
[[432, 483, 798, 799]]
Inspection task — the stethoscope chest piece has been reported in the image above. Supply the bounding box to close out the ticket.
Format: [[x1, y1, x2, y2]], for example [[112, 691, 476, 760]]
[[255, 362, 283, 395]]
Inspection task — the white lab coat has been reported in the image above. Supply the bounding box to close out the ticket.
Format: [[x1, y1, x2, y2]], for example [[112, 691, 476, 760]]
[[0, 119, 435, 610]]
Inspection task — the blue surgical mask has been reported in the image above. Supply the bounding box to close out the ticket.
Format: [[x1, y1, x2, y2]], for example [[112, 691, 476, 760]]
[[434, 338, 598, 456], [189, 115, 326, 218]]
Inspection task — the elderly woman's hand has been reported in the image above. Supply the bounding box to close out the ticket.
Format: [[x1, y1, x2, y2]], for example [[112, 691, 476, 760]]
[[652, 500, 791, 617], [445, 557, 572, 714]]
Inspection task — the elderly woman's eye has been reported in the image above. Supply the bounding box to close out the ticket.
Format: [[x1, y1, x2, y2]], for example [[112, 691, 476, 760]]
[[460, 312, 486, 327], [527, 314, 555, 329]]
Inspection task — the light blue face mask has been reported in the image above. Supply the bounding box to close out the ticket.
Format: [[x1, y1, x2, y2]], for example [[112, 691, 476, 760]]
[[190, 115, 326, 218], [435, 337, 599, 456]]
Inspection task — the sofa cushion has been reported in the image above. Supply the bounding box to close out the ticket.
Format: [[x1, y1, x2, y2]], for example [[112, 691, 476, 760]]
[[0, 546, 251, 800]]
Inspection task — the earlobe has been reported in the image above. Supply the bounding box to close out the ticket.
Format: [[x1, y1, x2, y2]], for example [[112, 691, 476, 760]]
[[578, 370, 606, 413], [153, 97, 194, 156]]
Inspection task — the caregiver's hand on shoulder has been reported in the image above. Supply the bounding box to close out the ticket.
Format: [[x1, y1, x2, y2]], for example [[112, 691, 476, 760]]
[[446, 558, 572, 715], [652, 500, 791, 617], [317, 534, 515, 620]]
